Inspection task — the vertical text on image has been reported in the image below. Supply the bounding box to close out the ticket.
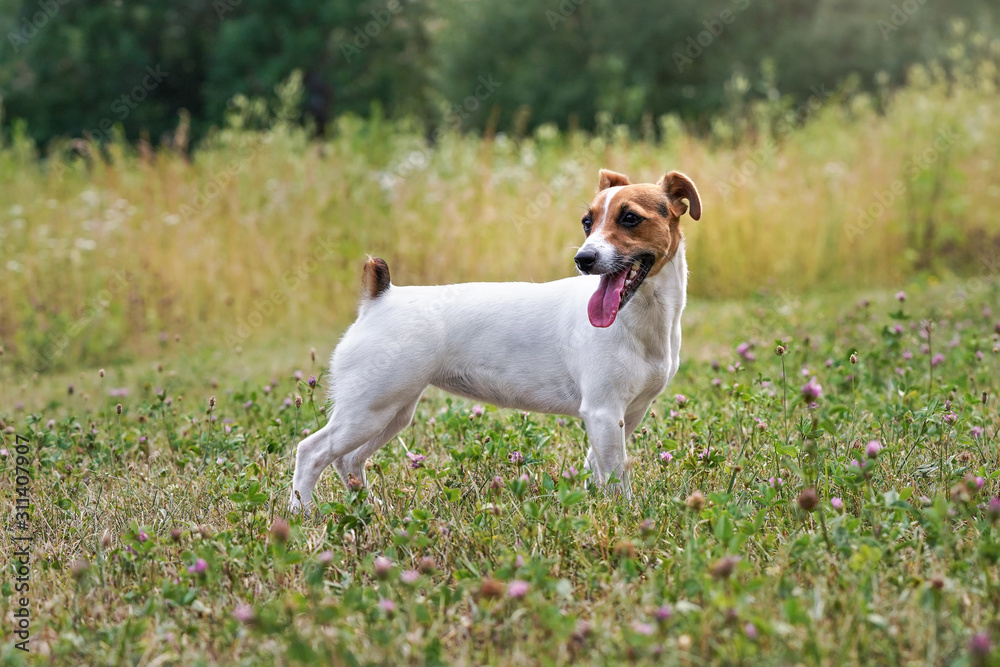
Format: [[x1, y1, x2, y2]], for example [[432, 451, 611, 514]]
[[10, 434, 33, 652]]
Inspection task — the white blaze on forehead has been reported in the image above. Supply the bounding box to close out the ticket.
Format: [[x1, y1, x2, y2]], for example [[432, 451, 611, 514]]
[[597, 186, 625, 228], [580, 185, 625, 255]]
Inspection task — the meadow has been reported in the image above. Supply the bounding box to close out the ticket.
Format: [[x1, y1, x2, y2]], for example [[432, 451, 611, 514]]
[[1, 278, 999, 665], [1, 56, 1000, 665], [1, 53, 999, 375]]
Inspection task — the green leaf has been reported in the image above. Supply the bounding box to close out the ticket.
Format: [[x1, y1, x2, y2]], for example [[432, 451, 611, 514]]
[[559, 490, 586, 508], [713, 512, 734, 543], [542, 473, 555, 491], [522, 501, 542, 520]]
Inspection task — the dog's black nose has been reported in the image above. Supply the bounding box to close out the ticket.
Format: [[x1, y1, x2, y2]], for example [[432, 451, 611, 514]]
[[575, 249, 597, 273]]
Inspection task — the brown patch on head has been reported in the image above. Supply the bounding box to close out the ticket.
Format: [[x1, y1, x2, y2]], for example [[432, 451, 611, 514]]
[[585, 170, 702, 277], [362, 257, 391, 300]]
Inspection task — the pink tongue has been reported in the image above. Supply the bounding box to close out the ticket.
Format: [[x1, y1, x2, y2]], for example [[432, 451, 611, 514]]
[[587, 269, 628, 328]]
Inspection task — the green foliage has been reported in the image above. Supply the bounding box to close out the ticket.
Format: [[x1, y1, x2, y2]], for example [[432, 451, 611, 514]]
[[0, 279, 998, 664], [204, 0, 436, 130], [0, 0, 998, 144], [0, 0, 219, 144], [0, 0, 434, 144]]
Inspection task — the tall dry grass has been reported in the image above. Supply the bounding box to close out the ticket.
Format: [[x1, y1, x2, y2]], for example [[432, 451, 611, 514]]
[[1, 52, 999, 373]]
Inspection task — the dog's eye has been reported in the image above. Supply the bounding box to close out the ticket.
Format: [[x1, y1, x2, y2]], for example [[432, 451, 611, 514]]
[[620, 211, 643, 227], [581, 215, 592, 235]]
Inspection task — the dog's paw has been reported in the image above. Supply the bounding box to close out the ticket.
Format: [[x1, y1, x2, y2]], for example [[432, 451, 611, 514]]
[[289, 489, 307, 515]]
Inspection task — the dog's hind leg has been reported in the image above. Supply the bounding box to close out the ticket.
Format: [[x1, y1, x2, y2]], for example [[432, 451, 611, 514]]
[[289, 391, 423, 512], [333, 395, 421, 489], [289, 421, 336, 512]]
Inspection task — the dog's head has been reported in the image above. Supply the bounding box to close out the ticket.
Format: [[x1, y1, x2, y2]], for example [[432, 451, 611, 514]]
[[574, 169, 701, 328]]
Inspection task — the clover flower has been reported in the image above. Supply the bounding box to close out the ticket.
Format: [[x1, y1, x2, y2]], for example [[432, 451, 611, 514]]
[[507, 580, 530, 598], [801, 377, 823, 401]]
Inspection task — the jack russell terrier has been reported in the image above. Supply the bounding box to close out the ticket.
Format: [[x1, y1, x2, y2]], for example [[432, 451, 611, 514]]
[[290, 169, 701, 510]]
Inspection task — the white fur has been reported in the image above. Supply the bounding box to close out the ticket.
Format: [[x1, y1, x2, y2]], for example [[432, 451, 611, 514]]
[[596, 186, 623, 227], [289, 240, 689, 510], [579, 186, 624, 260]]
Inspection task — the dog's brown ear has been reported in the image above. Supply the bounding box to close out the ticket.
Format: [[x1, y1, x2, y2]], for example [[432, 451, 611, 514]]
[[598, 169, 630, 191], [658, 171, 701, 221]]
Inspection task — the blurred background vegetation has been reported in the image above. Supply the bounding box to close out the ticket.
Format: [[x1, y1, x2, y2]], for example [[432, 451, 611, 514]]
[[1, 0, 999, 375], [1, 0, 997, 144]]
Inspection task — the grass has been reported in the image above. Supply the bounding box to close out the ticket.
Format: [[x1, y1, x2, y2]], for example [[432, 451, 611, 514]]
[[1, 276, 999, 665], [2, 39, 1000, 667], [1, 51, 1000, 373]]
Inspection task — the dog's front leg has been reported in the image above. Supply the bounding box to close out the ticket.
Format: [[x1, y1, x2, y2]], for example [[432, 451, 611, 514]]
[[580, 406, 632, 500]]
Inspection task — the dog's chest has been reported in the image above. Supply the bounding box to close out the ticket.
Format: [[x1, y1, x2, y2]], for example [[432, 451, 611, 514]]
[[633, 357, 673, 398], [624, 309, 682, 400]]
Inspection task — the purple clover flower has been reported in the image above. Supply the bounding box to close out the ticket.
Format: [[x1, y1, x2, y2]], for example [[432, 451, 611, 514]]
[[866, 440, 882, 458], [233, 604, 253, 623], [507, 580, 530, 598], [801, 377, 823, 402], [631, 621, 654, 636]]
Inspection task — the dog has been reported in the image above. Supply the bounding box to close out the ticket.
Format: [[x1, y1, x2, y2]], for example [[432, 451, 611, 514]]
[[289, 169, 701, 510]]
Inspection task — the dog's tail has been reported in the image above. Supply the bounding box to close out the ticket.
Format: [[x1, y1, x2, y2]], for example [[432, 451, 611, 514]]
[[359, 257, 391, 314]]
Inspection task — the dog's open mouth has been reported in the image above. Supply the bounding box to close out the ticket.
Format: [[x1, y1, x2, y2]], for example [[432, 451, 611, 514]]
[[587, 254, 654, 328]]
